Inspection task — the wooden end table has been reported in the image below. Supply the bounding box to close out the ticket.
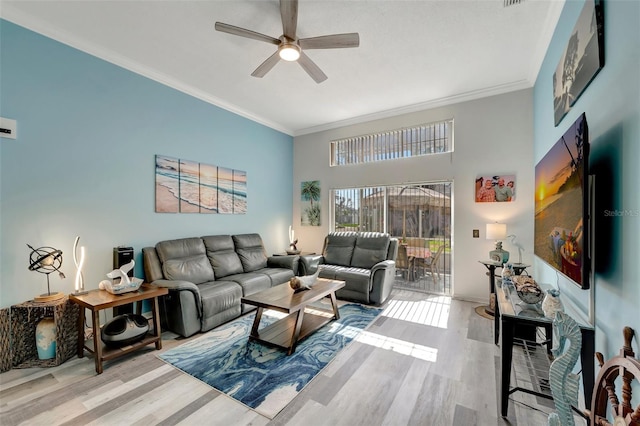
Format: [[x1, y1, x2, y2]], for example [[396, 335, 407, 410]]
[[241, 278, 345, 355], [69, 284, 168, 374]]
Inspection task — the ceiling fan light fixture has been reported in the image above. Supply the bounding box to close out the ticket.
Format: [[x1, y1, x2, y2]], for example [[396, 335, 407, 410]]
[[279, 43, 301, 61]]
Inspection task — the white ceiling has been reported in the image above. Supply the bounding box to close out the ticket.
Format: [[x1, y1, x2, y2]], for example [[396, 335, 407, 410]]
[[1, 0, 564, 136]]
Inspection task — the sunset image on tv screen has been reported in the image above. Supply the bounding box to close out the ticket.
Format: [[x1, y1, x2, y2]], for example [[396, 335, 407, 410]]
[[534, 114, 587, 287]]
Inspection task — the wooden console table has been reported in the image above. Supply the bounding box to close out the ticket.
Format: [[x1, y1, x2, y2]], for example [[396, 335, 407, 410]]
[[495, 278, 594, 418], [69, 284, 167, 374]]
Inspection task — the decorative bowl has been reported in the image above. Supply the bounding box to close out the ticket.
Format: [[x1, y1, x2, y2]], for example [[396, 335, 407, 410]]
[[101, 277, 144, 295], [289, 270, 320, 292], [512, 275, 544, 304]]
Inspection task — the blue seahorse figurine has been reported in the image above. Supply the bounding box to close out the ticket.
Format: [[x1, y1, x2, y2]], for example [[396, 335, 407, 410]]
[[548, 311, 582, 426]]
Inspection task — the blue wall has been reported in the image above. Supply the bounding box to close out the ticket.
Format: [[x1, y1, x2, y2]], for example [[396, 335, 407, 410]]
[[533, 0, 639, 358], [0, 20, 294, 307]]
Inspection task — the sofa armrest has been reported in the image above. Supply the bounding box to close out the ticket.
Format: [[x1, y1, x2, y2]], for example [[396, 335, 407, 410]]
[[371, 259, 395, 274], [369, 260, 396, 305], [299, 255, 324, 276], [267, 255, 300, 272], [151, 279, 202, 317]]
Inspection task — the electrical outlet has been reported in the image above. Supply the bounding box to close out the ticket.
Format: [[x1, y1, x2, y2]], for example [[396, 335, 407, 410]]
[[473, 229, 480, 238]]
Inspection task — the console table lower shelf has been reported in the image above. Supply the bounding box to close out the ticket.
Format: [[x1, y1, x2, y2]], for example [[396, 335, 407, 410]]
[[69, 284, 168, 374], [496, 278, 594, 419]]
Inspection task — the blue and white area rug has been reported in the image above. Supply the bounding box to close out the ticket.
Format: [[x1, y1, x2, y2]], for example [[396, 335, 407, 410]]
[[158, 303, 382, 419]]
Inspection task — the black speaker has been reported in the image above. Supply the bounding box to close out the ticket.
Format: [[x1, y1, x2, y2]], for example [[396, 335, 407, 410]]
[[113, 246, 134, 277], [113, 246, 135, 316]]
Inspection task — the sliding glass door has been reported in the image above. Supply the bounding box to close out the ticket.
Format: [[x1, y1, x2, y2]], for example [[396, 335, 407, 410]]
[[331, 182, 452, 295]]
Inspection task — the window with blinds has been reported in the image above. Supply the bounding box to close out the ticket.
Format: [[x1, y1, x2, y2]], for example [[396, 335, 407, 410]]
[[330, 119, 453, 166]]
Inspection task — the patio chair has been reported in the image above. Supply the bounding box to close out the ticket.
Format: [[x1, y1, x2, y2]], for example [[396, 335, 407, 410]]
[[414, 245, 444, 283], [395, 244, 413, 280]]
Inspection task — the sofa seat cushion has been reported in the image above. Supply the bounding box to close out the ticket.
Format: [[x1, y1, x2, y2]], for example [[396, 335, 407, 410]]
[[260, 267, 295, 286], [198, 281, 242, 332], [319, 264, 371, 293], [224, 272, 271, 296], [351, 233, 391, 269], [323, 232, 357, 267], [199, 281, 242, 314]]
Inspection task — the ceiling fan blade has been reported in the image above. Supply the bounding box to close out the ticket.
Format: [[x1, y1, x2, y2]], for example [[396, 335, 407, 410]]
[[299, 33, 360, 50], [280, 0, 298, 40], [215, 22, 280, 45], [251, 51, 281, 78], [297, 52, 328, 83]]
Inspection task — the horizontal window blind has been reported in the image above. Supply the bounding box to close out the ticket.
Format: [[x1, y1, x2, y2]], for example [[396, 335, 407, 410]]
[[330, 119, 453, 166]]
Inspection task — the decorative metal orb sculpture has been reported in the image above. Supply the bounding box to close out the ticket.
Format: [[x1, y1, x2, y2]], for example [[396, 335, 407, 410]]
[[27, 244, 66, 302]]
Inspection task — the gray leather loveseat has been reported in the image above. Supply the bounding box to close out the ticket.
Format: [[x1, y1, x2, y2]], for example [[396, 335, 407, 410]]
[[300, 232, 398, 305], [143, 233, 298, 337]]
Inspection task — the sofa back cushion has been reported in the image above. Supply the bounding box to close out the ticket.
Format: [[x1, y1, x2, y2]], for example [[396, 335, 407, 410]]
[[202, 235, 244, 278], [156, 238, 215, 284], [351, 233, 391, 269], [233, 234, 268, 272], [323, 232, 357, 267]]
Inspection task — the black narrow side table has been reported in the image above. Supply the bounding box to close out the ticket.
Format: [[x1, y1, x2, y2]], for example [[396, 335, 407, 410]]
[[479, 260, 502, 316]]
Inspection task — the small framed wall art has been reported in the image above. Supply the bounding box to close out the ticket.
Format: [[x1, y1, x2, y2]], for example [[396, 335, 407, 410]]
[[475, 174, 516, 203], [300, 180, 320, 226]]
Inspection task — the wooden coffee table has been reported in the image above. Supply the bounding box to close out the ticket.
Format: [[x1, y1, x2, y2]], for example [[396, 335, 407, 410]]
[[241, 278, 345, 355]]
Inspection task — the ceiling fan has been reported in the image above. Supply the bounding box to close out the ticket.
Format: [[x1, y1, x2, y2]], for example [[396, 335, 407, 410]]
[[215, 0, 359, 83]]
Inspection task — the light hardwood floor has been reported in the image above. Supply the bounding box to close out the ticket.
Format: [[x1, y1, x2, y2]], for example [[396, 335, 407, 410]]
[[0, 289, 566, 426]]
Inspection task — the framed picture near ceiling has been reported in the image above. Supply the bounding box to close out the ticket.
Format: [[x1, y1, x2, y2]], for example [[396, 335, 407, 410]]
[[475, 174, 516, 203], [301, 180, 320, 226], [553, 0, 604, 127]]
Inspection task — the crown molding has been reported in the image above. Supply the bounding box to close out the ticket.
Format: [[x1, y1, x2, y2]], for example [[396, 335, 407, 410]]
[[526, 0, 565, 85], [293, 79, 533, 137]]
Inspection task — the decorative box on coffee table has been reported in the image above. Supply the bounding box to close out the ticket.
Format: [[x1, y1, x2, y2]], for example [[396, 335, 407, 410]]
[[11, 297, 79, 368]]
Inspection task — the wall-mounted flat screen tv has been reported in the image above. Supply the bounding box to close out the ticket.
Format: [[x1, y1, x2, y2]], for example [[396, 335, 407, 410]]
[[534, 113, 590, 289]]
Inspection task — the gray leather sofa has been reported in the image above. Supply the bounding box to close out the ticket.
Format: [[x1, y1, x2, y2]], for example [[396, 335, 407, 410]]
[[143, 233, 298, 337], [300, 232, 398, 305]]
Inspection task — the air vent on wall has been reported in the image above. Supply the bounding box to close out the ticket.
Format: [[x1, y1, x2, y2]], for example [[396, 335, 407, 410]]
[[0, 117, 17, 140], [504, 0, 524, 7]]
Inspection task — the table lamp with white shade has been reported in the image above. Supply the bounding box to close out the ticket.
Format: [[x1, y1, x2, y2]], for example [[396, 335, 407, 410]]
[[486, 222, 510, 263]]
